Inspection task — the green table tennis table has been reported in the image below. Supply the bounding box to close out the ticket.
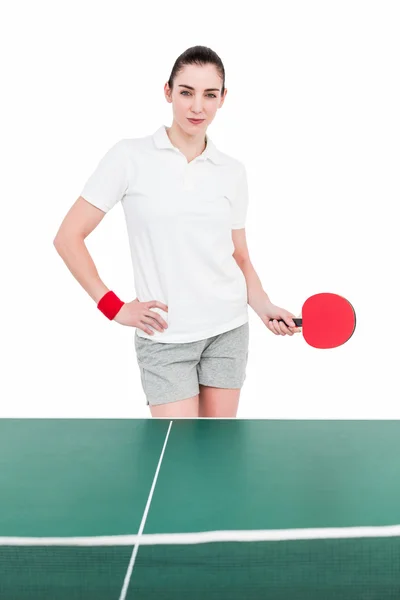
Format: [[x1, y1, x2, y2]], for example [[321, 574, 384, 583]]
[[1, 418, 400, 599]]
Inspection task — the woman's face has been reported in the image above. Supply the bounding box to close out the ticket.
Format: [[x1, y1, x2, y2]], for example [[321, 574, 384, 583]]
[[164, 63, 227, 134]]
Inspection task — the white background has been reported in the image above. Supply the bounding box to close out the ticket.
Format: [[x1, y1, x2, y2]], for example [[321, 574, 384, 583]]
[[1, 0, 398, 418]]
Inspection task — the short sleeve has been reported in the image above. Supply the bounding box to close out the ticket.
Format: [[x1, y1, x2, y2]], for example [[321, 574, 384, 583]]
[[231, 163, 249, 229], [80, 139, 129, 212]]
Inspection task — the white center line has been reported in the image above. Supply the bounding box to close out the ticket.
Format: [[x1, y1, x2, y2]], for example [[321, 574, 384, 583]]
[[118, 419, 173, 600]]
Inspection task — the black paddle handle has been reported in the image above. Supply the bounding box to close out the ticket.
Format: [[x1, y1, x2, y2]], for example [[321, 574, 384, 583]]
[[269, 318, 302, 327]]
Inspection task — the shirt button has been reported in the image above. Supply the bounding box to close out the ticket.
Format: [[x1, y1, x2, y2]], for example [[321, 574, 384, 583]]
[[183, 166, 194, 190], [183, 179, 194, 191]]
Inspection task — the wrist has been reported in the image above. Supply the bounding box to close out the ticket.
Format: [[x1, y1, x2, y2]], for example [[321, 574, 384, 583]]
[[97, 291, 125, 320], [248, 288, 271, 307]]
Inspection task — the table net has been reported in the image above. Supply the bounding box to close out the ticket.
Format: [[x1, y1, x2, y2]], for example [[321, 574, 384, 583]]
[[1, 526, 400, 599]]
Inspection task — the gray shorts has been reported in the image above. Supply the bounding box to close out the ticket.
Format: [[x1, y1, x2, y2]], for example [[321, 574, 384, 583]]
[[134, 322, 249, 406]]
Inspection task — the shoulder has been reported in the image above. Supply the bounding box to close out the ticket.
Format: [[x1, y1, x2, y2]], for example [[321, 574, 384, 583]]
[[214, 147, 246, 173], [120, 132, 155, 151], [117, 134, 157, 164], [218, 153, 247, 185]]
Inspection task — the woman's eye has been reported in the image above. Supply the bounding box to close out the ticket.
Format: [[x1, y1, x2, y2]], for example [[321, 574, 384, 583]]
[[180, 91, 216, 98]]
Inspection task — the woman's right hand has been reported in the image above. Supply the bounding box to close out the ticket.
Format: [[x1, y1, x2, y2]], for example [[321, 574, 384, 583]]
[[113, 298, 168, 335]]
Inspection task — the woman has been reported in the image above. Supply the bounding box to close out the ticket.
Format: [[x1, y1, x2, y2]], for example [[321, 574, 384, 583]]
[[53, 45, 301, 418]]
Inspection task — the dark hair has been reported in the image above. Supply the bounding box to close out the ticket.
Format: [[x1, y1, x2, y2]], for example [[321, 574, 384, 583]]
[[167, 45, 225, 95]]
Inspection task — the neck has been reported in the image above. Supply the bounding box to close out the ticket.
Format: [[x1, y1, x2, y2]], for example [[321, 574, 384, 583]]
[[166, 122, 207, 159]]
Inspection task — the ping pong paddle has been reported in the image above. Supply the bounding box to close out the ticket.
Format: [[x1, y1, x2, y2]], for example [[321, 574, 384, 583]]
[[270, 292, 356, 349]]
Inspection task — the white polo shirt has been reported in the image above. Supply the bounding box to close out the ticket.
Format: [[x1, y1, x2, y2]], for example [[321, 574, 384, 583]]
[[80, 124, 249, 343]]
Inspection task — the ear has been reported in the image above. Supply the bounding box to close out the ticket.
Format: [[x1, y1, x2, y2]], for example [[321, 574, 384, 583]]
[[164, 82, 172, 103], [220, 88, 228, 106]]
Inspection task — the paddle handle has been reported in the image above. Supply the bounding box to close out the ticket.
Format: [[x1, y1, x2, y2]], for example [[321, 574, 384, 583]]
[[269, 318, 302, 327]]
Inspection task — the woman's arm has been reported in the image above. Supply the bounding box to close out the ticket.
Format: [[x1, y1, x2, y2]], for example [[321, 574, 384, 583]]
[[53, 196, 110, 304]]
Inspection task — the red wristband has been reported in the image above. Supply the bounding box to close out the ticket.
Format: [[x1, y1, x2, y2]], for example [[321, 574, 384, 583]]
[[97, 291, 125, 320]]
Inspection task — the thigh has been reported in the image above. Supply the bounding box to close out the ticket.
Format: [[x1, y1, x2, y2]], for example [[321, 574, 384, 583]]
[[197, 322, 249, 389], [199, 385, 241, 418], [134, 331, 201, 407], [150, 394, 199, 418]]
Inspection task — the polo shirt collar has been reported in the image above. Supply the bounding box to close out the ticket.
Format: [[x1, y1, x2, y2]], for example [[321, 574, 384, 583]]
[[152, 124, 226, 164]]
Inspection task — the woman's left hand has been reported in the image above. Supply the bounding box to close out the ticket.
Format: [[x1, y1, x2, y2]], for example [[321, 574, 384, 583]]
[[251, 294, 302, 336]]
